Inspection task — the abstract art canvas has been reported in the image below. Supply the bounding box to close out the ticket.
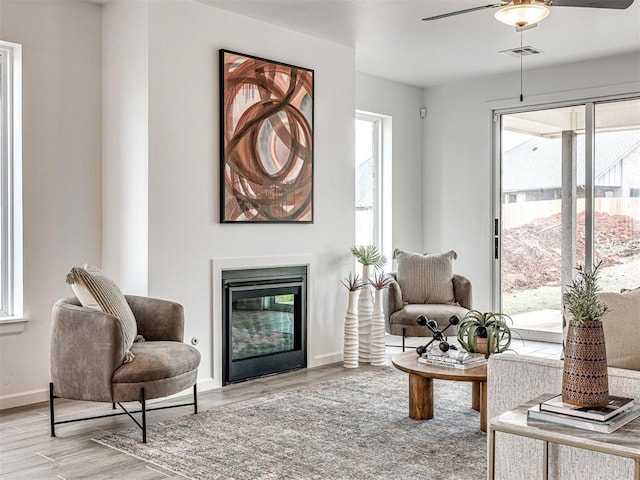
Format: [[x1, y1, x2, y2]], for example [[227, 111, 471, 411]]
[[220, 50, 314, 223]]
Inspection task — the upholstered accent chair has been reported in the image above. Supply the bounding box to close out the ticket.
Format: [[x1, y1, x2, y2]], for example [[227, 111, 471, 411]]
[[49, 295, 201, 443], [384, 249, 472, 350]]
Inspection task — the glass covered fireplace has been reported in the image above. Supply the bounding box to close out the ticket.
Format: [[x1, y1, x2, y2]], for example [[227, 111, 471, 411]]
[[222, 266, 307, 384]]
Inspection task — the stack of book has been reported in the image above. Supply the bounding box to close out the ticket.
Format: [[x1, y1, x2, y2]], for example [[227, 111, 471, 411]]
[[527, 394, 640, 434], [417, 348, 487, 369]]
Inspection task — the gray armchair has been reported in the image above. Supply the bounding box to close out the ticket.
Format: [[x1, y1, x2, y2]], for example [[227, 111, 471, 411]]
[[384, 273, 472, 349], [49, 295, 201, 443]]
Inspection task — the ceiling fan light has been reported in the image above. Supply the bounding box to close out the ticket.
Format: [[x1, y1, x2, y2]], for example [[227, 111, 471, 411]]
[[494, 4, 550, 27]]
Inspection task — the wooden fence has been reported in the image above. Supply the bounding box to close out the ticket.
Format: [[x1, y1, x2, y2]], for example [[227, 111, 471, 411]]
[[502, 197, 640, 229]]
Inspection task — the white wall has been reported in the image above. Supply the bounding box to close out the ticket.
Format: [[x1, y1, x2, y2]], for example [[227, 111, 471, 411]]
[[422, 52, 640, 311], [356, 72, 424, 263], [102, 1, 149, 294], [0, 0, 102, 408], [143, 2, 356, 387]]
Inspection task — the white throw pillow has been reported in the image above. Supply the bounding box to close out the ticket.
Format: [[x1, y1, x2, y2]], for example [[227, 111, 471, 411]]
[[66, 265, 137, 363]]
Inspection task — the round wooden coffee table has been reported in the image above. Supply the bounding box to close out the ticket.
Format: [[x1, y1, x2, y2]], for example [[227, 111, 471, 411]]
[[392, 351, 488, 432]]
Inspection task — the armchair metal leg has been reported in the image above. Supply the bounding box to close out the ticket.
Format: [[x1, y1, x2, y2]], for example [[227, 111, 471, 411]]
[[402, 328, 406, 352], [141, 388, 147, 444], [49, 382, 197, 443], [49, 383, 56, 438], [193, 384, 198, 414]]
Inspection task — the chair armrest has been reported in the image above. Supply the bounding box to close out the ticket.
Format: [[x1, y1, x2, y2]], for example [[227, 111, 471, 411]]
[[384, 273, 403, 332], [452, 274, 472, 309], [125, 295, 184, 342], [51, 299, 126, 402]]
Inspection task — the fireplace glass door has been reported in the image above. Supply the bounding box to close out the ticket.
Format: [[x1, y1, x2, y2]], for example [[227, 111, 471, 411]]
[[223, 267, 307, 384], [231, 286, 299, 360]]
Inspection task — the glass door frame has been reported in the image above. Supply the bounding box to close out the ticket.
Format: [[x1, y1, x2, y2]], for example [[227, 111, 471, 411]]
[[491, 93, 639, 342]]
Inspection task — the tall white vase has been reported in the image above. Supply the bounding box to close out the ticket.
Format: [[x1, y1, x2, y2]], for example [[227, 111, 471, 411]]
[[370, 288, 386, 366], [343, 289, 359, 369], [358, 265, 373, 364]]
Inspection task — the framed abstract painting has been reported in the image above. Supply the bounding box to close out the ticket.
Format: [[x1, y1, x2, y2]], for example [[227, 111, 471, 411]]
[[219, 50, 314, 223]]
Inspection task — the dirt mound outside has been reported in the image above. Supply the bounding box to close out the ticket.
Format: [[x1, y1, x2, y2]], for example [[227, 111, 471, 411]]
[[502, 211, 640, 292]]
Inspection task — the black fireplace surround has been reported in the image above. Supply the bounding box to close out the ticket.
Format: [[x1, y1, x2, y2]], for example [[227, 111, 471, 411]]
[[222, 266, 307, 384]]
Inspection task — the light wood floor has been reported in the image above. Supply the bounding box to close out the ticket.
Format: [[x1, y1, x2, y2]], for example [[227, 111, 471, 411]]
[[0, 338, 560, 480]]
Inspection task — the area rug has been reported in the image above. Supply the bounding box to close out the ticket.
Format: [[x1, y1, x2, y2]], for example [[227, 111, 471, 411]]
[[94, 368, 486, 480]]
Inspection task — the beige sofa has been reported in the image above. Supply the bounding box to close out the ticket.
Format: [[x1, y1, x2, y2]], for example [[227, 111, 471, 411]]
[[487, 287, 640, 479]]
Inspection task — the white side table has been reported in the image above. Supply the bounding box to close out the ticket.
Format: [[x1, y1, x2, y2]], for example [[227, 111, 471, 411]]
[[488, 395, 640, 480]]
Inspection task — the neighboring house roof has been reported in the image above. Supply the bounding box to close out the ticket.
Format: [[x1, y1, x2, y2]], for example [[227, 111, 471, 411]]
[[502, 130, 640, 192]]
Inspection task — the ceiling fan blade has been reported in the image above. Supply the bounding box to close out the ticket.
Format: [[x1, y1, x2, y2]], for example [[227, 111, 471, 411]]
[[422, 3, 505, 21], [551, 0, 634, 8]]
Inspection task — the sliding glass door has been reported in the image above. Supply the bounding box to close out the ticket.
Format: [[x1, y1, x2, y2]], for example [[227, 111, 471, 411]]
[[593, 100, 640, 293], [494, 97, 640, 341]]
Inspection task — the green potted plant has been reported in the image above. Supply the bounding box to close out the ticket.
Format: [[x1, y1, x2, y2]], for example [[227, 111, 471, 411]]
[[350, 245, 387, 272], [564, 262, 609, 323], [562, 262, 610, 407], [457, 310, 513, 356]]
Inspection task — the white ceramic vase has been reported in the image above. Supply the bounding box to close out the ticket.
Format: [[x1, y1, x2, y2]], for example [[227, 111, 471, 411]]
[[358, 265, 373, 364], [370, 288, 386, 366], [343, 289, 359, 369]]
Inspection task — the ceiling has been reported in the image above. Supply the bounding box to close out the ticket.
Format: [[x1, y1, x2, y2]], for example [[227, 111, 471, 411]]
[[197, 0, 640, 87]]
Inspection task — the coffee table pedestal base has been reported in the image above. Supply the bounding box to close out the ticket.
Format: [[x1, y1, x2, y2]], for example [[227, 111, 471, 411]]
[[408, 374, 433, 420], [406, 374, 487, 432]]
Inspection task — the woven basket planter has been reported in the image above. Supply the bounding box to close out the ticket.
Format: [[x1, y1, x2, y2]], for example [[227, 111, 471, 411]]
[[562, 319, 609, 407]]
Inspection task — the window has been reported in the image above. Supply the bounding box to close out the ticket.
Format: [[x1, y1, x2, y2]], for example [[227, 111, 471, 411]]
[[355, 114, 381, 248], [0, 41, 23, 319], [354, 111, 392, 263]]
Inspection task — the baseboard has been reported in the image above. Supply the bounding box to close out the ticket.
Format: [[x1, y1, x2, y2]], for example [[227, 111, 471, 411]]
[[0, 387, 49, 410], [312, 351, 342, 366], [196, 376, 217, 392]]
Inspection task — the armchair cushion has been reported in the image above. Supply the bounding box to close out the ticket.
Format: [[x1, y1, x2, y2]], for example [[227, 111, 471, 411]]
[[66, 266, 137, 363], [112, 342, 200, 401], [113, 341, 200, 384], [389, 303, 468, 337], [395, 249, 457, 304]]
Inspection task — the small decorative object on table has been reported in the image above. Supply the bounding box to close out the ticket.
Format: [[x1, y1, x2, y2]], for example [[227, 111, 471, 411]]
[[539, 393, 634, 421], [456, 310, 513, 357], [350, 245, 387, 364], [527, 394, 640, 434], [415, 314, 460, 356], [341, 273, 364, 369], [563, 262, 610, 407], [418, 346, 487, 369]]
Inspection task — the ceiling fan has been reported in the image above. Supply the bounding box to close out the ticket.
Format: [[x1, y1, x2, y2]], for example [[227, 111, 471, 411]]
[[422, 0, 635, 30]]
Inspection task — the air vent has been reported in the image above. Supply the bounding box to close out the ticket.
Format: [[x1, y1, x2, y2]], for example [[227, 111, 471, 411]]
[[500, 46, 543, 58]]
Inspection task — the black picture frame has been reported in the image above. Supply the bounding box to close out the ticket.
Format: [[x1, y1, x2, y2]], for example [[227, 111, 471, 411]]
[[219, 49, 314, 223]]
